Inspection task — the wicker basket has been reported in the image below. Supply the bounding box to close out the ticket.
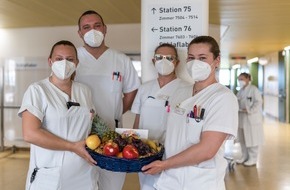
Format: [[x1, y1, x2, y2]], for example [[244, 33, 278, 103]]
[[87, 146, 165, 173]]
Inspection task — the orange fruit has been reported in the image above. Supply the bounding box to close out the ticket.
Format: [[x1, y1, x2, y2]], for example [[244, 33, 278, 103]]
[[117, 152, 123, 158], [86, 134, 101, 150]]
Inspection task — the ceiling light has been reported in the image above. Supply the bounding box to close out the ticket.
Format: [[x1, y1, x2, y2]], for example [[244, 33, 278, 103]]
[[258, 57, 268, 65], [284, 46, 290, 51], [231, 64, 240, 69], [247, 57, 258, 64]]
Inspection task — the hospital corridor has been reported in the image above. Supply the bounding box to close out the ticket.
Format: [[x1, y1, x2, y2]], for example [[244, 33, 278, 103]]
[[0, 112, 289, 190]]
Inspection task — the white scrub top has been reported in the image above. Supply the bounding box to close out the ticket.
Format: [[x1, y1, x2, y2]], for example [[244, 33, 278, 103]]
[[18, 78, 97, 190], [237, 84, 263, 146], [131, 78, 193, 143], [131, 78, 192, 190], [75, 47, 140, 129], [155, 83, 238, 190]]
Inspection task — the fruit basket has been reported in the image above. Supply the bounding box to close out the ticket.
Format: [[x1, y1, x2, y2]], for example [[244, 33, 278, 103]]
[[86, 145, 164, 173], [87, 115, 165, 172]]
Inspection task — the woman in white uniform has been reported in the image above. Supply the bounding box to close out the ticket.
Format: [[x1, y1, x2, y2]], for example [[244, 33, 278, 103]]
[[236, 72, 264, 166], [142, 36, 239, 190], [18, 40, 97, 190], [131, 43, 193, 190]]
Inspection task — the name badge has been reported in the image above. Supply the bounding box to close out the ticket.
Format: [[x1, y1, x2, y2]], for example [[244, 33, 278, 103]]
[[174, 107, 185, 115], [157, 94, 169, 101]]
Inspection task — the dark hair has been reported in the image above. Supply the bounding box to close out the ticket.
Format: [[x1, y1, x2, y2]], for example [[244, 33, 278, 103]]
[[188, 36, 220, 59], [78, 10, 105, 30], [239, 72, 252, 81], [154, 43, 179, 59], [49, 40, 78, 60]]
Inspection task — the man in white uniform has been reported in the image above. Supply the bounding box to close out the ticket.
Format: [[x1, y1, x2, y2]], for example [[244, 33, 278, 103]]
[[18, 40, 97, 190], [131, 43, 193, 190], [75, 10, 140, 190], [142, 36, 238, 190], [236, 72, 264, 166]]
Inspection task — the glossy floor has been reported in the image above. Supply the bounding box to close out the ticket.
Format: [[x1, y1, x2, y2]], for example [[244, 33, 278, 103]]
[[0, 116, 289, 190]]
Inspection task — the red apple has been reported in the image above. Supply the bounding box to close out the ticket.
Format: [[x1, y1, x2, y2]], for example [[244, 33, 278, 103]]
[[103, 141, 119, 156], [122, 144, 139, 159]]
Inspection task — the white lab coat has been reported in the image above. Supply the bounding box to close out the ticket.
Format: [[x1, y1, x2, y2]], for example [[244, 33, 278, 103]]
[[131, 78, 193, 190], [75, 47, 140, 190], [18, 78, 97, 190], [155, 83, 238, 190], [237, 84, 264, 147]]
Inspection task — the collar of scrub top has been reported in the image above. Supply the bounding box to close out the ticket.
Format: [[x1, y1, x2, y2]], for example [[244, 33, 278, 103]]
[[66, 101, 80, 109]]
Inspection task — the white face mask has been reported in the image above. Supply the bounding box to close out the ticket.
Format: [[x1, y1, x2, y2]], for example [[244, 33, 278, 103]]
[[155, 59, 175, 75], [52, 60, 76, 80], [186, 60, 212, 82], [84, 29, 104, 47], [238, 80, 246, 88]]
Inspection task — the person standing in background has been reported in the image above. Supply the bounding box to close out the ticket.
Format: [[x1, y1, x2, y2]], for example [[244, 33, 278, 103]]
[[142, 36, 238, 190], [75, 10, 140, 190], [131, 43, 193, 190], [236, 72, 264, 167], [18, 40, 97, 190]]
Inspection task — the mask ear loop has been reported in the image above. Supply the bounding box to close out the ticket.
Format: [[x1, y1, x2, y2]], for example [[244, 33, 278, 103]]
[[49, 60, 54, 76]]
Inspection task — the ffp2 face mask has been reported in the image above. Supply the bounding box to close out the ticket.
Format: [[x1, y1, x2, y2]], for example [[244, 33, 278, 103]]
[[186, 60, 212, 82], [155, 59, 175, 75], [52, 60, 76, 80], [84, 29, 104, 47], [238, 80, 246, 88]]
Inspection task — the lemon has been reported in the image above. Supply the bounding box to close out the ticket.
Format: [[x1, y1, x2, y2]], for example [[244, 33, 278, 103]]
[[86, 134, 101, 150]]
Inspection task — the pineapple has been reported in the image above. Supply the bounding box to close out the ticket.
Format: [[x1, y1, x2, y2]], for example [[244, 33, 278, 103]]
[[91, 114, 110, 138], [101, 131, 121, 143]]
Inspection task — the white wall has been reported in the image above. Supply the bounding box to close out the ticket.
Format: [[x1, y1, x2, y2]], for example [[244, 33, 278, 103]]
[[263, 52, 279, 118]]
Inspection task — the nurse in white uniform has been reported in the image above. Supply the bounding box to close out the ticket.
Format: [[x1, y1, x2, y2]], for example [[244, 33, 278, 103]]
[[131, 43, 193, 190], [18, 40, 97, 190], [142, 36, 239, 190], [75, 10, 140, 190], [236, 72, 264, 166]]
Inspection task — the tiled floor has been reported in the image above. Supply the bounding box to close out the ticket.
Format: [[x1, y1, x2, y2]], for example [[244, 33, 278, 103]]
[[0, 116, 290, 190]]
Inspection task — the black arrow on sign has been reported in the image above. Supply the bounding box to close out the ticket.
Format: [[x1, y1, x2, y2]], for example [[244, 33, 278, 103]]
[[151, 27, 158, 32], [151, 8, 157, 14]]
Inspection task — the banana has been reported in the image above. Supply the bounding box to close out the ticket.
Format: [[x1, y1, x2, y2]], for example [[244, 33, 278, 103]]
[[146, 139, 157, 151]]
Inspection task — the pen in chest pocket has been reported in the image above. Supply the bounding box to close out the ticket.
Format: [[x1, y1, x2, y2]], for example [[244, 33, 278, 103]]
[[187, 105, 205, 122], [193, 105, 197, 118], [112, 71, 122, 81], [200, 108, 205, 119], [165, 100, 170, 112]]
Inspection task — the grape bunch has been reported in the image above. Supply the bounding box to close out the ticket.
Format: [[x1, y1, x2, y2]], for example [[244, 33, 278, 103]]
[[131, 137, 152, 156], [113, 135, 128, 151]]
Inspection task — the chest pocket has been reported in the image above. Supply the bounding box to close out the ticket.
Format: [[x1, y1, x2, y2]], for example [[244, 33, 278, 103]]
[[45, 106, 92, 142], [140, 98, 168, 142], [186, 118, 204, 144], [66, 106, 92, 140]]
